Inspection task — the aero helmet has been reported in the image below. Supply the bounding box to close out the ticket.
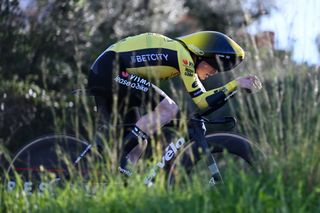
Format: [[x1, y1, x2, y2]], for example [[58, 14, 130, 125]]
[[176, 31, 245, 72]]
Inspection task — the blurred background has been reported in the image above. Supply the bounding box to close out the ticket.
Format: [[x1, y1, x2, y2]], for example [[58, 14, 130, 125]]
[[0, 0, 319, 177]]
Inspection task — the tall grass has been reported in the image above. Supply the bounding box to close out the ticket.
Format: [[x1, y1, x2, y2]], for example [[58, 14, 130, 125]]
[[1, 163, 319, 213], [2, 65, 320, 212], [230, 58, 320, 192]]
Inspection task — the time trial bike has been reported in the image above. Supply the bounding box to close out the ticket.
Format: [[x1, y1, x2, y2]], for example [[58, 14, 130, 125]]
[[5, 106, 255, 194]]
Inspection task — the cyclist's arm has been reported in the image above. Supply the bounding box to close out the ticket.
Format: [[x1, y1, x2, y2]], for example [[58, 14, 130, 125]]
[[177, 46, 238, 110], [195, 80, 238, 109], [179, 61, 238, 109], [184, 75, 238, 109]]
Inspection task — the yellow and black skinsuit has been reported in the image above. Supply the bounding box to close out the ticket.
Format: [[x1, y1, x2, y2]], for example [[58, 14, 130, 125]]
[[88, 32, 238, 115]]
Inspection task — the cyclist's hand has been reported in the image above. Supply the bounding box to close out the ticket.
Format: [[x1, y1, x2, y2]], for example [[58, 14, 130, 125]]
[[236, 75, 262, 94]]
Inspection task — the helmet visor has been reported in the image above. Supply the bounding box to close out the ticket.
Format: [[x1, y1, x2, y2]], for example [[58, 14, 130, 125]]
[[203, 54, 243, 72]]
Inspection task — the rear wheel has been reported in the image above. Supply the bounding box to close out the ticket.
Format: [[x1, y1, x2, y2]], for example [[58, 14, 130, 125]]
[[6, 135, 100, 193], [167, 132, 255, 186]]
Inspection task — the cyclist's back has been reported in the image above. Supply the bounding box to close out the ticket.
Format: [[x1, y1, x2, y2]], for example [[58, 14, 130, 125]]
[[87, 33, 185, 126], [88, 33, 192, 97]]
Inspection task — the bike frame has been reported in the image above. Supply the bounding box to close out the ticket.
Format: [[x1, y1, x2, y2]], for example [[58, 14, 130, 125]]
[[143, 115, 236, 186], [71, 113, 236, 186]]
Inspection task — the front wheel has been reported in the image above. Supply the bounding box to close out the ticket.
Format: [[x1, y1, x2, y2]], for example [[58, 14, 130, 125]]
[[167, 132, 256, 186]]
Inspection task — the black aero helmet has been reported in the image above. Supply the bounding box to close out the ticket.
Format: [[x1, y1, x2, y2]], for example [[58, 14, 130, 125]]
[[176, 31, 245, 72]]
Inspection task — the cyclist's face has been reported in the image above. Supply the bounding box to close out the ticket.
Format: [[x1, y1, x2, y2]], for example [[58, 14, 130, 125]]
[[196, 61, 218, 80]]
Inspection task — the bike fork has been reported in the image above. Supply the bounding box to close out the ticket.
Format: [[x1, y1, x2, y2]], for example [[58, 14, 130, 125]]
[[193, 119, 224, 186], [206, 151, 224, 186]]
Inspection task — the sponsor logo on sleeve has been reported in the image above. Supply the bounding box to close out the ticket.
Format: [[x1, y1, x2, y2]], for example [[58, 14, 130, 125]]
[[182, 59, 195, 68], [184, 68, 194, 77], [189, 88, 203, 98], [182, 59, 189, 65], [191, 81, 198, 88]]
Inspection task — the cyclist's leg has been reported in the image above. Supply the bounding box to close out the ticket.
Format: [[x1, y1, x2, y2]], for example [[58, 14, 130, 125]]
[[88, 52, 147, 174], [123, 86, 179, 165], [136, 84, 179, 134], [119, 85, 179, 175]]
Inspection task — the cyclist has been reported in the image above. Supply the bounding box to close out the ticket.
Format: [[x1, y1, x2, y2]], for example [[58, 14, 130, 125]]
[[87, 31, 262, 176]]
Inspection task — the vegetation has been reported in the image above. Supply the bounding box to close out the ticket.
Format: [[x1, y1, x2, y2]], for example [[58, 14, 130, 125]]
[[1, 0, 320, 212]]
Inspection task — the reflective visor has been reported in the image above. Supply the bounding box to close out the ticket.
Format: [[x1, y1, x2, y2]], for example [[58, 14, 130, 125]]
[[203, 54, 243, 72]]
